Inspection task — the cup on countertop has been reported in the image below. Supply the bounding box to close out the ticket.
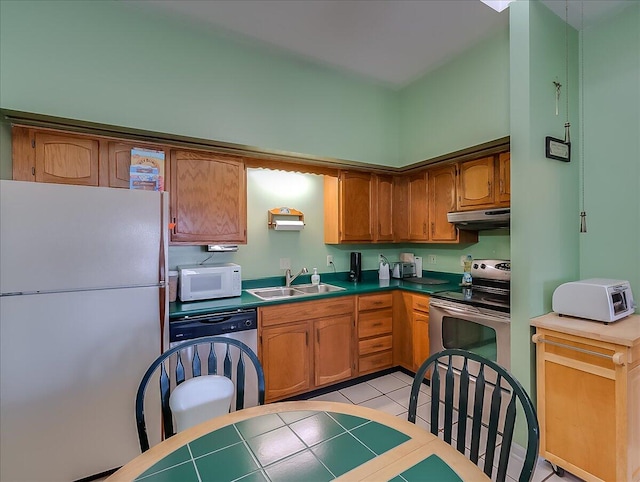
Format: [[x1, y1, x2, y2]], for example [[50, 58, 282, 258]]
[[168, 270, 178, 302]]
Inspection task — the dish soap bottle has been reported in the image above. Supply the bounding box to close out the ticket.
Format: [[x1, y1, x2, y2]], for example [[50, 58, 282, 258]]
[[311, 268, 320, 285], [461, 254, 473, 286]]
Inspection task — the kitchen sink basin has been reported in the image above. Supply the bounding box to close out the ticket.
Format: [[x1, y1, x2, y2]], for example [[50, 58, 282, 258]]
[[247, 283, 345, 301], [294, 283, 345, 294]]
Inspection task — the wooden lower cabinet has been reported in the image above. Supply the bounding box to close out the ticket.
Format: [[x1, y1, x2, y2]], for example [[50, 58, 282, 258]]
[[315, 314, 354, 386], [357, 293, 393, 375], [393, 292, 430, 372], [260, 322, 311, 401], [409, 294, 430, 371], [258, 296, 355, 402], [532, 314, 640, 482]]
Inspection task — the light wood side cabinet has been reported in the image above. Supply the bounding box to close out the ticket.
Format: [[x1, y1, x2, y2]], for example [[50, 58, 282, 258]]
[[258, 296, 355, 402], [169, 149, 247, 244], [392, 176, 409, 242], [357, 293, 393, 375], [531, 313, 640, 482]]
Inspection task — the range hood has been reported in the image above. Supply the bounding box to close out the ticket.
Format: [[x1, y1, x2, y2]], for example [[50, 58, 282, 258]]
[[447, 208, 510, 230]]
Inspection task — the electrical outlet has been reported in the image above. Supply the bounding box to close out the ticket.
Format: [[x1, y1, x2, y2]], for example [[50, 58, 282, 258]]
[[326, 255, 333, 266], [280, 257, 291, 270], [427, 255, 437, 264]]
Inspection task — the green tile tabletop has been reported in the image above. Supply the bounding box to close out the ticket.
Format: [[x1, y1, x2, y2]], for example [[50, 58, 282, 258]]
[[108, 401, 489, 482]]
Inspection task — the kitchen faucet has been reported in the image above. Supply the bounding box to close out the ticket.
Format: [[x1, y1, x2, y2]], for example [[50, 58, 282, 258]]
[[285, 267, 308, 287]]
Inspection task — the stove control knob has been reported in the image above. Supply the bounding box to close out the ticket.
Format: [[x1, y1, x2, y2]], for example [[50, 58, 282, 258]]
[[480, 263, 486, 269]]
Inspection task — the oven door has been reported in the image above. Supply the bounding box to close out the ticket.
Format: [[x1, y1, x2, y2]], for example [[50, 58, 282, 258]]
[[429, 298, 510, 370]]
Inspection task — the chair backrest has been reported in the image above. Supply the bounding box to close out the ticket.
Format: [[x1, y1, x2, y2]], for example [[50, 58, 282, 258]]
[[135, 336, 265, 453], [408, 349, 539, 482]]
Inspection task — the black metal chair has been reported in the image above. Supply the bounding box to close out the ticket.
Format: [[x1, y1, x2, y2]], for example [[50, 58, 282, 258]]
[[135, 336, 265, 453], [408, 349, 539, 482]]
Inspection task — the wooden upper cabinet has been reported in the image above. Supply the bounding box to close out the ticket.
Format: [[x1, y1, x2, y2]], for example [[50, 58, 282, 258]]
[[407, 171, 429, 241], [324, 171, 375, 244], [457, 156, 495, 210], [12, 128, 102, 186], [428, 164, 457, 242], [497, 152, 510, 206], [375, 174, 394, 242], [107, 142, 169, 190], [12, 126, 171, 190], [392, 176, 409, 242], [341, 171, 375, 242], [170, 149, 247, 244]]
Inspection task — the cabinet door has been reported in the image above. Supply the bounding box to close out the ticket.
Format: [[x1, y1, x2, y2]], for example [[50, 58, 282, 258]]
[[170, 150, 246, 244], [261, 322, 311, 401], [407, 171, 429, 241], [340, 171, 375, 242], [428, 165, 457, 242], [392, 176, 409, 242], [34, 132, 100, 186], [314, 315, 354, 387], [412, 312, 430, 371], [497, 152, 510, 206], [457, 156, 495, 210], [108, 142, 169, 190], [375, 174, 394, 242]]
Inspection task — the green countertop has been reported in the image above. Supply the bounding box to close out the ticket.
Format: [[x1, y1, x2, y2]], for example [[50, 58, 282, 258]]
[[170, 270, 461, 319]]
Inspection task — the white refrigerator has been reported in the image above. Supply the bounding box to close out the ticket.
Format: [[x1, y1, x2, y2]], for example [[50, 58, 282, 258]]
[[0, 180, 168, 481]]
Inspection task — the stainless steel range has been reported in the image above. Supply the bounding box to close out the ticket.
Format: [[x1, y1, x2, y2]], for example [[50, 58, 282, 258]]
[[429, 259, 511, 369]]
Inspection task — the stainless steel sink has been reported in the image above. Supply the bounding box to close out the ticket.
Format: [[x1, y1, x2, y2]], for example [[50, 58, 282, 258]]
[[247, 283, 345, 301], [294, 283, 345, 294]]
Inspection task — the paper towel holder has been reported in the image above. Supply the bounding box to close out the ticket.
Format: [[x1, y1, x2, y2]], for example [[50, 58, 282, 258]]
[[268, 207, 305, 231]]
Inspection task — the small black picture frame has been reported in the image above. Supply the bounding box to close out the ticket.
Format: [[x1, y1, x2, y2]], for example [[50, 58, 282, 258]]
[[545, 136, 571, 162]]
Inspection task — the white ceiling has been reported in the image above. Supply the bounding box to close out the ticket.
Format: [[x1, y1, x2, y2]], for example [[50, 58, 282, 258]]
[[136, 0, 635, 88]]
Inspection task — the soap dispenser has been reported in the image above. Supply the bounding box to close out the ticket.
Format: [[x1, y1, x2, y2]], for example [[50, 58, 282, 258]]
[[311, 268, 320, 285]]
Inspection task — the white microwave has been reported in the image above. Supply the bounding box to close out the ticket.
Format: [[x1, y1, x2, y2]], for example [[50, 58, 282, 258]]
[[178, 263, 242, 301]]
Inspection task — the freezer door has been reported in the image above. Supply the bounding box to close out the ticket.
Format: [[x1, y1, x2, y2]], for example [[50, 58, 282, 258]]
[[0, 180, 167, 293], [0, 287, 163, 481]]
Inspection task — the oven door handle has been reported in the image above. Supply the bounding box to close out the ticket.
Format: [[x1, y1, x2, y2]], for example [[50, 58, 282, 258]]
[[430, 301, 510, 323]]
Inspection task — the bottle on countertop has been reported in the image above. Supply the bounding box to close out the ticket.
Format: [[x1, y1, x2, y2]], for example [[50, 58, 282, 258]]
[[311, 268, 320, 285], [461, 254, 473, 286]]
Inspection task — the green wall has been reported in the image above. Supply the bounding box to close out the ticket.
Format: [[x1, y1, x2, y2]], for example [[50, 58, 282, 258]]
[[579, 2, 640, 293], [399, 27, 510, 165], [509, 0, 580, 397], [0, 0, 399, 167]]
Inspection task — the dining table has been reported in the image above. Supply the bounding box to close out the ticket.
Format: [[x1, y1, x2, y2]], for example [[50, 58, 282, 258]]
[[108, 401, 491, 481]]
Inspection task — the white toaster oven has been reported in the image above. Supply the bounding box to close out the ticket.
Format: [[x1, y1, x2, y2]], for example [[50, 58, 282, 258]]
[[552, 278, 635, 323]]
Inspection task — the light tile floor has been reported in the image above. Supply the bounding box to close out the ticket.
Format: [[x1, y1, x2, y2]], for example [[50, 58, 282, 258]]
[[308, 371, 585, 482]]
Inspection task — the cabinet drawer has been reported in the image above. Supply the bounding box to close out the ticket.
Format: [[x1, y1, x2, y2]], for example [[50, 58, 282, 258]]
[[358, 310, 392, 338], [359, 335, 392, 356], [358, 293, 393, 311], [411, 295, 430, 314], [359, 351, 393, 374], [260, 296, 355, 327]]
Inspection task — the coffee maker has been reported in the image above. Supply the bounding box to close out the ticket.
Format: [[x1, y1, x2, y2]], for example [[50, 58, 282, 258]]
[[348, 252, 362, 282]]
